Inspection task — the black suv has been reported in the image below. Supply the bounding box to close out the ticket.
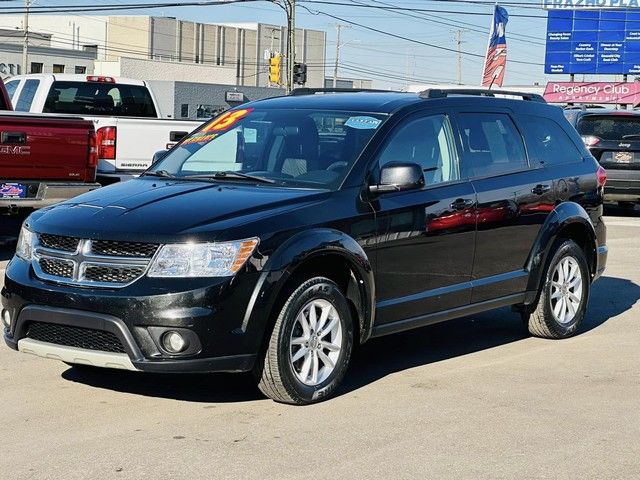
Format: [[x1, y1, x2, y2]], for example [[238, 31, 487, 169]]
[[2, 89, 607, 404], [565, 108, 640, 208]]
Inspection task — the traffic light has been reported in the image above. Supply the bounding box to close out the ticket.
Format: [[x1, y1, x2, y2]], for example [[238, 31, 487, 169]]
[[293, 63, 307, 85], [269, 55, 281, 85]]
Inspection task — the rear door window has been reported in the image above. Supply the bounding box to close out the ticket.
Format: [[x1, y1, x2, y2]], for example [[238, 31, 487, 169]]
[[43, 81, 157, 117], [14, 79, 40, 111], [457, 112, 528, 178], [576, 115, 640, 141], [519, 116, 583, 166]]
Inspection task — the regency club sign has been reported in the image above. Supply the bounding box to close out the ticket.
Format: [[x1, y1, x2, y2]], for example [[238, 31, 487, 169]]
[[543, 0, 640, 8], [544, 82, 640, 104]]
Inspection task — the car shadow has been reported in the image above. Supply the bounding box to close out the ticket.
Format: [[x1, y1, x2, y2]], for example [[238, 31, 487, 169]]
[[604, 204, 639, 217], [60, 276, 639, 404]]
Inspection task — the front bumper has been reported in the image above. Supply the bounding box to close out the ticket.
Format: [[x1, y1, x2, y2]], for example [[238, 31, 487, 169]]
[[603, 168, 640, 202], [2, 257, 264, 373], [0, 182, 101, 209]]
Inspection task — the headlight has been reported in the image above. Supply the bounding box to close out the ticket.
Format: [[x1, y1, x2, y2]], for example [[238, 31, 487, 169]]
[[147, 238, 259, 278], [16, 225, 34, 261]]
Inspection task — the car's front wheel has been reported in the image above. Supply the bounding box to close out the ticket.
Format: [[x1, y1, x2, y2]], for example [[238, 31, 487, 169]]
[[256, 276, 354, 405], [524, 239, 590, 339]]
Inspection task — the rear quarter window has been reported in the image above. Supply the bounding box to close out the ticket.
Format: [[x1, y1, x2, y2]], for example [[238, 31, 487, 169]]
[[519, 115, 583, 167]]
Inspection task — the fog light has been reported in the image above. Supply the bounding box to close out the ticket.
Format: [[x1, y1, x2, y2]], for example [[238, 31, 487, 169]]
[[1, 309, 11, 329], [162, 331, 188, 353]]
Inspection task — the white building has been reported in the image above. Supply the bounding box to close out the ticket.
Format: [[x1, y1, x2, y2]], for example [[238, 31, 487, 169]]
[[1, 15, 329, 88]]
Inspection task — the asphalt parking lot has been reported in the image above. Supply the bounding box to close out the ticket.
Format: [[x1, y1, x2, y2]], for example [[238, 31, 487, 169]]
[[1, 208, 639, 480]]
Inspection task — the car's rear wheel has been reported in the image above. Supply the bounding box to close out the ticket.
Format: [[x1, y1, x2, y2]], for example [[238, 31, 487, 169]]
[[256, 276, 354, 405], [524, 239, 590, 339]]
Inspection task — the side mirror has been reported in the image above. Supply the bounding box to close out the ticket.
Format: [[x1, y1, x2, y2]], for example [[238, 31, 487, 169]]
[[152, 150, 168, 165], [369, 162, 425, 194]]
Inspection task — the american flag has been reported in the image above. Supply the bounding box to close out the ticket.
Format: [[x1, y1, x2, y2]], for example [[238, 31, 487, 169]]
[[482, 5, 509, 88]]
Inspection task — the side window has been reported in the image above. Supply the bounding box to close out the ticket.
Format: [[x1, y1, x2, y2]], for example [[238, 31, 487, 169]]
[[457, 113, 528, 178], [378, 114, 459, 185], [520, 115, 583, 166], [4, 80, 19, 102], [14, 79, 40, 112]]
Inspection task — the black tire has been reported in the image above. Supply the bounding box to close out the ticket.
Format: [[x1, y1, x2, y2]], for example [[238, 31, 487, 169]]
[[523, 239, 590, 339], [255, 277, 354, 405]]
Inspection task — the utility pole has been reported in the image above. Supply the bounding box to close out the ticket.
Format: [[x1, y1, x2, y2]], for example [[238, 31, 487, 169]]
[[285, 0, 295, 93], [22, 0, 30, 75], [453, 29, 465, 85], [332, 24, 344, 88]]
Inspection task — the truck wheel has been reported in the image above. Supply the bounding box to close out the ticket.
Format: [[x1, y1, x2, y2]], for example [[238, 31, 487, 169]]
[[524, 239, 590, 339], [256, 277, 354, 405]]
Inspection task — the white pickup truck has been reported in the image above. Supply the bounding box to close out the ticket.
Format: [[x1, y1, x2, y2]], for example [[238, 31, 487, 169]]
[[4, 74, 204, 184]]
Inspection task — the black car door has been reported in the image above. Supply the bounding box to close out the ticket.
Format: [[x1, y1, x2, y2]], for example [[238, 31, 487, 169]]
[[371, 111, 477, 325], [455, 110, 556, 303]]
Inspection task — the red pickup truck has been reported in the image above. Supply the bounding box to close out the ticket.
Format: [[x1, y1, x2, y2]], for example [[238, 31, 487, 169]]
[[0, 79, 100, 214]]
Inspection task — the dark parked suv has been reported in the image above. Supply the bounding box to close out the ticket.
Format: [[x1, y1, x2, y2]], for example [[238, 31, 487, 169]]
[[2, 89, 607, 404], [565, 108, 640, 208]]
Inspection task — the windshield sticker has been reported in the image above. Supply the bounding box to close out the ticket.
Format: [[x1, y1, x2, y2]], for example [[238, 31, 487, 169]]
[[203, 108, 253, 133], [345, 116, 382, 130], [182, 132, 218, 146], [243, 128, 257, 143]]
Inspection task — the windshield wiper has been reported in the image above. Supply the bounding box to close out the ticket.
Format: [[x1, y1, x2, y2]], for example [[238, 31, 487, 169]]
[[185, 171, 276, 184], [621, 134, 640, 139], [142, 170, 175, 178]]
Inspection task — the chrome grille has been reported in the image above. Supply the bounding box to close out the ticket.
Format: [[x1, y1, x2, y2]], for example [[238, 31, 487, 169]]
[[32, 236, 157, 288], [91, 240, 158, 258], [39, 258, 74, 278], [26, 322, 126, 353], [38, 234, 79, 252]]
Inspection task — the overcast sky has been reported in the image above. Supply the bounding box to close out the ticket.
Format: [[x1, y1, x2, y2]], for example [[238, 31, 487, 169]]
[[20, 1, 570, 88]]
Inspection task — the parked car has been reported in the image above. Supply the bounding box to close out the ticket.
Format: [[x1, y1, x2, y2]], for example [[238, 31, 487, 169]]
[[565, 108, 640, 208], [0, 77, 99, 215], [4, 74, 203, 184], [2, 88, 607, 404]]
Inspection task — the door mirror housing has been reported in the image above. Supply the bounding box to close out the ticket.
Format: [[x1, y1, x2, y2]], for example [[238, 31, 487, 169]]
[[369, 162, 425, 194], [152, 149, 168, 165]]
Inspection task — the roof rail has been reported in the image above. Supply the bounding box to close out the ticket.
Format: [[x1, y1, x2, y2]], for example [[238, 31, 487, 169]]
[[290, 87, 392, 96], [419, 88, 546, 103]]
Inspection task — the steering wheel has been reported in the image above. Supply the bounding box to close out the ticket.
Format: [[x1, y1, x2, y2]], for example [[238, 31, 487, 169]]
[[327, 161, 349, 172]]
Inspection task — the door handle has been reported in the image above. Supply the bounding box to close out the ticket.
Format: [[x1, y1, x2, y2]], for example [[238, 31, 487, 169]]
[[531, 184, 551, 195], [1, 131, 26, 144], [450, 198, 474, 211]]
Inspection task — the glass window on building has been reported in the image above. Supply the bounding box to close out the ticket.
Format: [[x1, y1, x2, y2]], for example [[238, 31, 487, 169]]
[[52, 64, 65, 73], [75, 66, 87, 74], [30, 62, 43, 74], [181, 104, 189, 118]]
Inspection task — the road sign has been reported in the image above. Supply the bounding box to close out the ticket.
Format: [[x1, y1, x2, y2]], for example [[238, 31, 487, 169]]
[[545, 9, 640, 74]]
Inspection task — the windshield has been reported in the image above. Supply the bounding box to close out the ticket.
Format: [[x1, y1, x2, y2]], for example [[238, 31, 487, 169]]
[[150, 108, 386, 189], [577, 115, 640, 141], [43, 81, 157, 117]]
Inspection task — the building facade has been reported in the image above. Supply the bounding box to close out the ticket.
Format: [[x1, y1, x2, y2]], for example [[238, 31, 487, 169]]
[[0, 29, 96, 79], [2, 15, 327, 88]]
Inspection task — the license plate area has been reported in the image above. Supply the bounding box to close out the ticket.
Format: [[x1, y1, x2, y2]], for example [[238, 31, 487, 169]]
[[0, 182, 27, 199], [601, 151, 638, 164]]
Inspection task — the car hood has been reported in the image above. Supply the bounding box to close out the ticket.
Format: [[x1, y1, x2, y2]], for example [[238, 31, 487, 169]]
[[29, 178, 331, 241]]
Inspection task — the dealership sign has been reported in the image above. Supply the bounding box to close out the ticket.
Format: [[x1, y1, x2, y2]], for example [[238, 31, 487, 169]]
[[544, 81, 640, 103], [543, 0, 640, 9]]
